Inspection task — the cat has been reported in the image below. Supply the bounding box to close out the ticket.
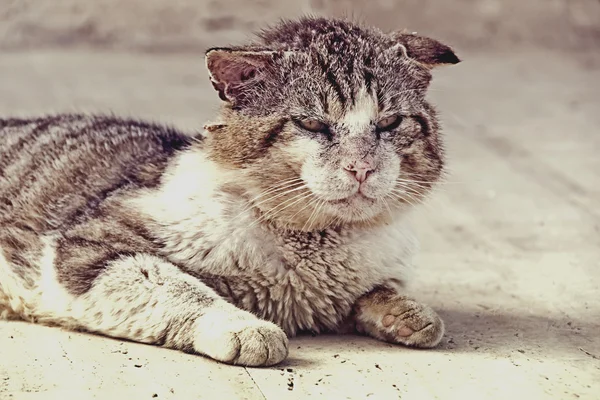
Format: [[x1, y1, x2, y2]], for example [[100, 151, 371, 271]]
[[0, 17, 459, 367]]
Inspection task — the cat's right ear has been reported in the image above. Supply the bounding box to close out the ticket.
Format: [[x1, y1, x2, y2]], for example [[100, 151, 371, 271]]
[[205, 48, 275, 103]]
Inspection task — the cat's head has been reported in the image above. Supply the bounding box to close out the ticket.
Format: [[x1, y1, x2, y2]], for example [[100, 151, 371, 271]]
[[202, 17, 459, 231]]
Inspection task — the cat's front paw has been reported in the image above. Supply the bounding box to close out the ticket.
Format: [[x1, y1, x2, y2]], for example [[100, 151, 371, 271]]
[[356, 295, 444, 348], [194, 313, 289, 367]]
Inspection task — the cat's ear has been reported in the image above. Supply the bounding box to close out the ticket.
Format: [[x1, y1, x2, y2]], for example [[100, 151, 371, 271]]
[[205, 48, 276, 103], [391, 32, 460, 68]]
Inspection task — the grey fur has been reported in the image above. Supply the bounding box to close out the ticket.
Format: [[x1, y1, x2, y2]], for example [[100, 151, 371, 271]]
[[0, 17, 459, 366]]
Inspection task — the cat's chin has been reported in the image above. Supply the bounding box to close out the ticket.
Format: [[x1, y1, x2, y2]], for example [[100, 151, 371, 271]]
[[325, 192, 370, 205], [324, 188, 387, 207], [323, 194, 383, 221]]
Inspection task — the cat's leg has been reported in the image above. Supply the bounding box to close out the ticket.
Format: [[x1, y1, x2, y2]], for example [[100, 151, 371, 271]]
[[43, 252, 288, 367], [352, 286, 444, 348]]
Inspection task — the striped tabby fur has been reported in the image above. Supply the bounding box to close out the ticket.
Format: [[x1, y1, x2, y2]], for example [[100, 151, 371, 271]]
[[0, 17, 459, 366]]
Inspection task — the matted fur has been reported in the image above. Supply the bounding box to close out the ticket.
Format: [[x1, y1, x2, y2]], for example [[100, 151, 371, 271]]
[[0, 17, 459, 366]]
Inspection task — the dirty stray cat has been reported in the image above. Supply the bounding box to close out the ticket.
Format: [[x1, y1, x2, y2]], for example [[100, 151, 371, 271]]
[[0, 17, 459, 366]]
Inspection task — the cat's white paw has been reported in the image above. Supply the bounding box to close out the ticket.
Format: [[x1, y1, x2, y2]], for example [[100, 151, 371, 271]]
[[194, 313, 289, 367]]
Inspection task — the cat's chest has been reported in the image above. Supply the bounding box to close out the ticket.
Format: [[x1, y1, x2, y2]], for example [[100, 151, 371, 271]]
[[173, 218, 417, 334]]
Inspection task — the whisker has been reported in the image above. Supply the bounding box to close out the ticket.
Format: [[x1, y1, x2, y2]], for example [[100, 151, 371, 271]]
[[382, 196, 394, 220], [327, 209, 346, 229], [392, 196, 418, 209], [248, 178, 304, 203], [390, 187, 444, 213], [328, 214, 341, 228], [392, 187, 422, 202], [314, 200, 329, 230], [302, 199, 323, 232], [389, 189, 420, 208], [241, 184, 307, 217], [400, 176, 469, 185], [392, 184, 424, 198], [254, 190, 313, 227], [358, 207, 376, 229], [287, 194, 318, 226], [395, 179, 436, 193], [190, 136, 204, 145], [232, 178, 304, 220], [393, 181, 449, 208], [305, 203, 318, 232]]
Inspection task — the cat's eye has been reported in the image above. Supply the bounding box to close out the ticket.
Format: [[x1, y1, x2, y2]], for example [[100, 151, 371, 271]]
[[296, 119, 329, 134], [376, 115, 403, 131]]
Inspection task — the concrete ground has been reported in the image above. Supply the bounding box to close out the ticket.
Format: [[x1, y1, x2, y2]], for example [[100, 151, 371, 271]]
[[0, 48, 599, 399]]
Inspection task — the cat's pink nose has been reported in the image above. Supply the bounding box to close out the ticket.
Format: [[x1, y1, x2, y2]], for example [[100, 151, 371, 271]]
[[344, 161, 374, 183]]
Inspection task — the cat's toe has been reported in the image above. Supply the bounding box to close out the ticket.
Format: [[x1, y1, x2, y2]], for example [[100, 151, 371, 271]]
[[380, 299, 444, 348], [233, 320, 289, 366], [357, 296, 444, 348], [194, 316, 289, 367]]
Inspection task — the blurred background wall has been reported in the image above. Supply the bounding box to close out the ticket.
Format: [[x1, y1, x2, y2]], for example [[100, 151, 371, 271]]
[[1, 0, 599, 53]]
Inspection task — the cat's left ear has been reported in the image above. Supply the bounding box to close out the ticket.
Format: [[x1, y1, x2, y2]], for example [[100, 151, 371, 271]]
[[205, 48, 276, 103], [391, 32, 460, 68]]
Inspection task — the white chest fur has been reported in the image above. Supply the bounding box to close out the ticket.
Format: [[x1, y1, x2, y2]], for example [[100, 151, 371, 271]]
[[131, 151, 418, 334]]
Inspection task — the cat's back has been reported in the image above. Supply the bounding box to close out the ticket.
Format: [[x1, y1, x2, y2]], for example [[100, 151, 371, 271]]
[[0, 114, 193, 231]]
